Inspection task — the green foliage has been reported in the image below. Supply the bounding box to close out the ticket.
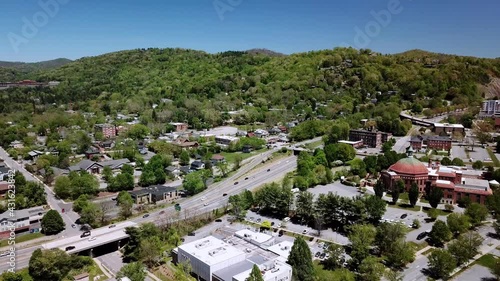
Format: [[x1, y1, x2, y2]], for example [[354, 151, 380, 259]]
[[472, 160, 484, 170], [465, 202, 489, 226], [254, 182, 293, 217], [117, 262, 146, 281], [246, 264, 264, 281], [408, 183, 419, 207], [446, 213, 471, 235], [374, 180, 385, 198], [324, 143, 355, 164], [117, 191, 134, 219], [41, 210, 65, 235], [358, 256, 385, 281], [139, 154, 168, 186], [8, 172, 46, 210], [287, 236, 315, 281], [28, 248, 92, 281], [348, 224, 376, 265], [427, 249, 456, 280], [182, 170, 206, 195], [427, 186, 443, 208], [0, 272, 24, 281], [179, 150, 190, 166], [448, 231, 484, 265], [56, 171, 99, 200], [451, 157, 464, 166], [429, 220, 452, 246]]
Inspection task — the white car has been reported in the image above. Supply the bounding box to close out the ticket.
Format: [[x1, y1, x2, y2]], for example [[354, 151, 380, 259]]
[[203, 203, 208, 206], [201, 197, 206, 201], [284, 217, 290, 222], [88, 237, 96, 242], [302, 229, 308, 234]]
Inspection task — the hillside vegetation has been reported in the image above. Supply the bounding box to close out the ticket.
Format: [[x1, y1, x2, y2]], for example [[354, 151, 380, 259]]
[[0, 47, 499, 131], [0, 58, 71, 82]]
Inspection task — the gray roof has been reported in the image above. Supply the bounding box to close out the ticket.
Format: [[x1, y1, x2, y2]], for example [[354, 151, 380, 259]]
[[213, 260, 254, 281], [0, 206, 45, 222], [69, 160, 102, 172], [100, 159, 130, 169]]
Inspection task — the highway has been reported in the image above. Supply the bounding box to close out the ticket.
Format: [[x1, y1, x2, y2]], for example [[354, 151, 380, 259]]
[[0, 147, 81, 237]]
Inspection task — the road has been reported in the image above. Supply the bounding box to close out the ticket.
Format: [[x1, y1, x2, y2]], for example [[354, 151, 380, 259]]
[[0, 147, 81, 237]]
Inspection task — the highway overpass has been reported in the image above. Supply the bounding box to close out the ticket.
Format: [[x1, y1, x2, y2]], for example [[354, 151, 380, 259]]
[[42, 221, 137, 256], [399, 112, 434, 127]]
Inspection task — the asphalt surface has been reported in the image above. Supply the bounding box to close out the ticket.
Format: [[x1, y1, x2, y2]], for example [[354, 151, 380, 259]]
[[0, 147, 81, 237]]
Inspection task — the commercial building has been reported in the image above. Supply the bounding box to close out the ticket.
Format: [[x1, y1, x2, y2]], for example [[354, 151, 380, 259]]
[[479, 100, 500, 119], [169, 122, 189, 132], [215, 136, 239, 146], [175, 235, 292, 281], [0, 206, 45, 238], [348, 129, 392, 148], [409, 135, 452, 152], [94, 123, 116, 138], [432, 123, 465, 136], [129, 185, 180, 204], [338, 140, 364, 149], [381, 150, 492, 205]]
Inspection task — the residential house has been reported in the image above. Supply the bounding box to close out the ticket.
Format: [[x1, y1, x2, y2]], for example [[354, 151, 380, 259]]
[[215, 136, 239, 146], [27, 150, 44, 161], [254, 129, 269, 138], [0, 206, 45, 238], [173, 138, 199, 149], [100, 159, 131, 171], [73, 273, 90, 281], [180, 166, 193, 175], [129, 189, 151, 204], [9, 140, 23, 149], [191, 160, 205, 170], [69, 159, 103, 174], [47, 147, 59, 156], [211, 154, 225, 165], [268, 127, 281, 135], [166, 166, 182, 179], [0, 166, 11, 181], [85, 146, 101, 159], [170, 122, 189, 132], [0, 182, 10, 197], [99, 139, 115, 149]]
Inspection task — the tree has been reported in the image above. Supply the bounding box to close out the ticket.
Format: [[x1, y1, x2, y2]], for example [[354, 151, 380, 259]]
[[358, 256, 385, 281], [54, 176, 71, 199], [492, 259, 500, 280], [28, 248, 90, 281], [246, 264, 264, 281], [386, 240, 415, 268], [374, 180, 385, 198], [323, 244, 345, 270], [429, 220, 452, 246], [139, 236, 163, 268], [287, 236, 314, 281], [117, 262, 146, 281], [0, 272, 24, 281], [296, 191, 314, 223], [216, 161, 229, 177], [348, 224, 376, 265], [427, 186, 443, 208], [324, 143, 355, 164], [408, 182, 419, 207], [183, 171, 205, 195], [363, 196, 386, 223], [427, 249, 456, 280], [179, 150, 190, 166], [102, 166, 113, 182], [117, 191, 134, 219], [451, 157, 464, 166], [447, 213, 471, 235], [448, 231, 484, 265], [472, 160, 483, 170], [384, 270, 404, 281], [427, 208, 439, 221], [465, 202, 489, 226], [375, 222, 407, 255], [41, 210, 65, 235], [391, 187, 400, 204], [441, 157, 452, 166], [80, 202, 103, 228]]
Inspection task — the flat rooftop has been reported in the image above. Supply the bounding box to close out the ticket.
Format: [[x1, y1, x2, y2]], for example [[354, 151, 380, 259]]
[[266, 241, 293, 259], [233, 259, 292, 281], [43, 221, 137, 252], [178, 236, 246, 266], [460, 177, 490, 189], [235, 229, 273, 244]]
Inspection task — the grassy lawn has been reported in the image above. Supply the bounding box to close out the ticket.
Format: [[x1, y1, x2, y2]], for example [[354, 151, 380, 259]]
[[408, 241, 428, 252], [399, 192, 409, 201], [423, 207, 451, 217], [220, 148, 267, 163], [0, 232, 44, 247], [387, 203, 421, 212], [305, 140, 324, 150], [486, 148, 500, 167], [475, 254, 498, 269]]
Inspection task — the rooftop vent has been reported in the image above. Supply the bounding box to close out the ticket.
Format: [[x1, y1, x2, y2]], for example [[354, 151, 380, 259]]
[[195, 240, 211, 249]]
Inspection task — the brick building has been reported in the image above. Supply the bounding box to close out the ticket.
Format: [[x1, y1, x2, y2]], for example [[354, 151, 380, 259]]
[[348, 129, 392, 148], [409, 135, 452, 152], [94, 123, 116, 138]]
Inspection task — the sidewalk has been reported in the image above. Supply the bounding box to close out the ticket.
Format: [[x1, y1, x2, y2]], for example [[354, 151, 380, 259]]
[[450, 239, 500, 278]]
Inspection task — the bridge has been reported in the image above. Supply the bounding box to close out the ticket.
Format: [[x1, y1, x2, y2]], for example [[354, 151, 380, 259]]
[[399, 112, 434, 127], [42, 221, 137, 256]]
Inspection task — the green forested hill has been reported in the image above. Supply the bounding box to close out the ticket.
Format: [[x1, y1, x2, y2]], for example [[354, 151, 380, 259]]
[[0, 58, 72, 81], [1, 47, 500, 130]]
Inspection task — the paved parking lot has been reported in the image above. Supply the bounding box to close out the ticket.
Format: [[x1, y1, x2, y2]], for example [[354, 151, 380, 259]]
[[453, 264, 495, 281], [308, 181, 361, 199], [451, 145, 468, 161]]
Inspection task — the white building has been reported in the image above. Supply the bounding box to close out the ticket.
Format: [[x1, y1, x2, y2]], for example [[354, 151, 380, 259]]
[[232, 258, 292, 281], [267, 241, 294, 260], [177, 236, 247, 281], [479, 100, 500, 118], [215, 136, 240, 146]]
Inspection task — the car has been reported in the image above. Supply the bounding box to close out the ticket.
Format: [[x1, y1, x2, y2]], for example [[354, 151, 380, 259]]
[[417, 232, 428, 240], [400, 214, 408, 219], [204, 203, 208, 206], [71, 224, 76, 228], [234, 182, 239, 185], [215, 219, 222, 222], [80, 231, 91, 238], [267, 169, 271, 172], [159, 211, 165, 215], [65, 246, 76, 251], [223, 193, 227, 196], [271, 222, 275, 226], [0, 251, 9, 257], [315, 252, 321, 258], [278, 230, 284, 237], [143, 214, 150, 218], [245, 177, 249, 180], [276, 223, 282, 228], [317, 242, 324, 248], [88, 237, 96, 241], [302, 229, 308, 234], [283, 217, 290, 222], [256, 218, 261, 222], [109, 224, 116, 228], [201, 197, 206, 201], [320, 253, 326, 259], [188, 232, 195, 236], [111, 197, 117, 201]]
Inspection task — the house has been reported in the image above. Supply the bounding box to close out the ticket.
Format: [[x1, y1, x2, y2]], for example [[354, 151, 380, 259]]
[[94, 123, 116, 138], [27, 150, 44, 161], [215, 136, 239, 146], [211, 154, 225, 164], [173, 138, 199, 149], [100, 139, 115, 149], [9, 140, 23, 149], [51, 167, 69, 177], [47, 147, 59, 156], [166, 166, 182, 178], [73, 273, 90, 281], [191, 160, 205, 170], [180, 166, 193, 175], [0, 182, 10, 197], [169, 122, 188, 132], [69, 160, 103, 174], [100, 159, 131, 171], [85, 146, 101, 159], [268, 127, 281, 135], [129, 185, 180, 204], [0, 206, 45, 238]]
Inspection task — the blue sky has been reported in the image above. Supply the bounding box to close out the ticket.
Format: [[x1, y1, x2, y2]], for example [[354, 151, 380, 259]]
[[1, 0, 499, 62]]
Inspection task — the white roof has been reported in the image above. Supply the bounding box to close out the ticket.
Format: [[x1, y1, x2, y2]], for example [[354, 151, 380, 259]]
[[235, 229, 273, 244], [433, 123, 464, 128], [436, 179, 452, 185], [232, 259, 292, 281], [339, 140, 362, 145], [178, 236, 245, 266], [215, 135, 239, 141], [266, 241, 294, 259], [489, 180, 499, 185]]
